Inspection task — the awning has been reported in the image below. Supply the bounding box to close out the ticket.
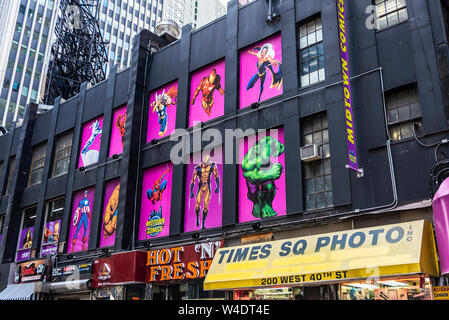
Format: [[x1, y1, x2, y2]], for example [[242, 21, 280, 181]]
[[204, 220, 439, 290], [0, 283, 38, 300]]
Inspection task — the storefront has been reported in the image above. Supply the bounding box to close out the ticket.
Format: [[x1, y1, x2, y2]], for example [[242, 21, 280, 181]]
[[146, 240, 228, 300], [204, 220, 440, 300], [91, 251, 147, 300], [49, 262, 93, 300]]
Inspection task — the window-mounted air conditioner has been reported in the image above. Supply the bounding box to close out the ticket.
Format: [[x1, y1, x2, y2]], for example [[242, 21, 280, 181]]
[[300, 144, 322, 162]]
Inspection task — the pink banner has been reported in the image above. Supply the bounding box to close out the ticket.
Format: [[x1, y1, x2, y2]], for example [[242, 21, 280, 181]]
[[79, 116, 104, 168], [68, 187, 95, 253], [147, 81, 178, 142], [184, 148, 223, 232], [189, 59, 225, 127], [238, 128, 286, 223], [109, 105, 127, 158], [138, 163, 173, 240], [100, 178, 120, 248], [239, 33, 283, 109]]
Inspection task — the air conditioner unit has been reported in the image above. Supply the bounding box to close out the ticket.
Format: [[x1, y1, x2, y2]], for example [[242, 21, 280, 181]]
[[300, 144, 322, 162]]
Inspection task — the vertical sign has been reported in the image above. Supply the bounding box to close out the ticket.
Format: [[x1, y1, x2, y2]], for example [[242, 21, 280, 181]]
[[337, 0, 358, 172]]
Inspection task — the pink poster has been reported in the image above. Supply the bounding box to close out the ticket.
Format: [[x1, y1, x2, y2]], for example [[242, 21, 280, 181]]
[[238, 128, 286, 223], [184, 148, 223, 232], [239, 33, 283, 109], [189, 59, 225, 127], [78, 116, 104, 168], [147, 81, 178, 142], [68, 187, 95, 253], [100, 178, 120, 248], [138, 163, 173, 240], [109, 105, 127, 158]]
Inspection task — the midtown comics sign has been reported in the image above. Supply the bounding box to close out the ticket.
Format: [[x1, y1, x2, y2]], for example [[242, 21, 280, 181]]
[[146, 241, 223, 282]]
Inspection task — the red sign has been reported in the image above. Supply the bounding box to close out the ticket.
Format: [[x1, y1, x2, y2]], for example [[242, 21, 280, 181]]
[[146, 241, 223, 283], [92, 251, 147, 288]]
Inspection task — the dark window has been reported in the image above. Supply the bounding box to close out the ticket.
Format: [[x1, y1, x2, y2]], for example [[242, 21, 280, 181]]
[[28, 142, 47, 186], [386, 84, 422, 141], [298, 16, 325, 87], [375, 0, 408, 30], [301, 113, 333, 211], [442, 0, 449, 40], [52, 131, 73, 177], [17, 206, 36, 252]]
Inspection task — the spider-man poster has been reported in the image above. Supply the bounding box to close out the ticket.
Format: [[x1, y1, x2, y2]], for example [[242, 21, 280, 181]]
[[189, 59, 225, 128], [78, 116, 103, 168], [138, 163, 173, 240], [239, 33, 283, 109], [109, 105, 127, 158]]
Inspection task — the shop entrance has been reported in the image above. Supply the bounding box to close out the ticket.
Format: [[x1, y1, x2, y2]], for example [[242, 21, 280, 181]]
[[152, 282, 226, 300]]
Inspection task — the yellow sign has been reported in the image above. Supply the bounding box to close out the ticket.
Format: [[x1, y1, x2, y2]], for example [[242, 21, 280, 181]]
[[433, 286, 449, 300], [204, 220, 439, 290]]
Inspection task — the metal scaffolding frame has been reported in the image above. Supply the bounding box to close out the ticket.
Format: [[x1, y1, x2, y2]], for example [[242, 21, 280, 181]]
[[44, 0, 108, 105]]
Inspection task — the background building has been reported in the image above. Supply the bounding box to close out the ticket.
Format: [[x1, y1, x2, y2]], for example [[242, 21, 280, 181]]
[[0, 0, 58, 130], [162, 0, 227, 30]]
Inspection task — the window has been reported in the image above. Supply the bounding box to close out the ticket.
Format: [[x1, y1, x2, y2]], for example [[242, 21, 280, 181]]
[[0, 214, 4, 245], [5, 157, 15, 194], [41, 197, 64, 256], [375, 0, 408, 30], [386, 84, 422, 141], [17, 206, 36, 258], [28, 143, 47, 186], [52, 131, 73, 177], [442, 0, 449, 40], [299, 16, 325, 87], [12, 82, 20, 92], [301, 113, 333, 211]]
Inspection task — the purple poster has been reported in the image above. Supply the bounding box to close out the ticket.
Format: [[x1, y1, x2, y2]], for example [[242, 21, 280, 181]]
[[239, 33, 283, 109], [337, 0, 358, 171], [78, 116, 104, 168], [184, 148, 223, 232], [109, 105, 127, 158], [100, 178, 120, 248], [16, 227, 33, 262], [138, 163, 173, 240], [238, 128, 286, 223], [68, 188, 95, 253], [41, 220, 61, 257], [147, 81, 178, 142], [189, 60, 225, 128]]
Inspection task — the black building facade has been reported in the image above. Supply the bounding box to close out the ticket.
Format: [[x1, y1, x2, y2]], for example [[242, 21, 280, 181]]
[[0, 0, 448, 300]]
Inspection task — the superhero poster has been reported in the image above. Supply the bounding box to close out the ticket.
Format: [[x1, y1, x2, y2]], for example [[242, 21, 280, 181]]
[[16, 227, 34, 262], [78, 116, 104, 168], [189, 59, 225, 128], [100, 178, 120, 248], [109, 105, 127, 158], [239, 33, 283, 109], [147, 81, 178, 142], [41, 220, 61, 257], [238, 127, 286, 223], [184, 148, 223, 232], [68, 187, 95, 253], [138, 163, 173, 240]]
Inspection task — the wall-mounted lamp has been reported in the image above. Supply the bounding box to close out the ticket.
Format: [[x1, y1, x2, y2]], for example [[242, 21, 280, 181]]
[[79, 166, 85, 172], [251, 102, 260, 110], [252, 222, 262, 230], [151, 139, 159, 145], [192, 233, 201, 239], [112, 154, 120, 159]]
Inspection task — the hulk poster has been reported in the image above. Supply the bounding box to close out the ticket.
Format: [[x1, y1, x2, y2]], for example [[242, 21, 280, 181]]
[[238, 128, 286, 223]]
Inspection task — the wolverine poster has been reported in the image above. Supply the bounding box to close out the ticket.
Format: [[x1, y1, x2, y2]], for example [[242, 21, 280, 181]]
[[184, 147, 223, 232]]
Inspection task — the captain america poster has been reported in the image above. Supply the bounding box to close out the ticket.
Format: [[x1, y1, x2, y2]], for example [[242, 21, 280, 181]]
[[68, 187, 95, 253]]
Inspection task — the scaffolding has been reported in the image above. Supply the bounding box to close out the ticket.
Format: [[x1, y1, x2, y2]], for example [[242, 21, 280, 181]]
[[44, 0, 108, 105]]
